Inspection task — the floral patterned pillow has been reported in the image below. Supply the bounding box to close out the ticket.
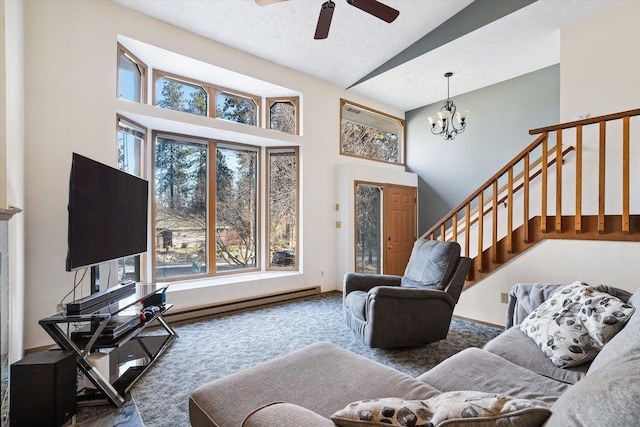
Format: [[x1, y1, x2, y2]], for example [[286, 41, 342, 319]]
[[520, 281, 635, 368], [330, 391, 550, 427]]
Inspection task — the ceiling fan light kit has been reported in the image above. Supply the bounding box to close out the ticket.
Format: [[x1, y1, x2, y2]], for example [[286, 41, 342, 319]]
[[428, 72, 469, 141]]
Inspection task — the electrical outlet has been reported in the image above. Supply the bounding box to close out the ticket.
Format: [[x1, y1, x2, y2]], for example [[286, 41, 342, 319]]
[[321, 270, 324, 277], [500, 293, 508, 304], [56, 303, 65, 312]]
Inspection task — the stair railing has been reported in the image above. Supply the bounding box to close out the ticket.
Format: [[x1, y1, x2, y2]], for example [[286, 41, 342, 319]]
[[421, 108, 640, 281]]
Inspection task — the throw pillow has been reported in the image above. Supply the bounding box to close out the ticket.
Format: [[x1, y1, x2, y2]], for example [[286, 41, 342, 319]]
[[520, 281, 635, 368], [330, 392, 550, 427]]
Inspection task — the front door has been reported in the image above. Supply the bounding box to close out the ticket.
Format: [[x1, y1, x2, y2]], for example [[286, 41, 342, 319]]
[[383, 184, 417, 276]]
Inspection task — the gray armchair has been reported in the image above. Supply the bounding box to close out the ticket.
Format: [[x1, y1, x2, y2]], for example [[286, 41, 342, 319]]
[[343, 239, 471, 348]]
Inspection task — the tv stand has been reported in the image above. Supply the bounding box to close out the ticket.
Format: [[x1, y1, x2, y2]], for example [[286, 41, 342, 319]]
[[39, 283, 177, 407]]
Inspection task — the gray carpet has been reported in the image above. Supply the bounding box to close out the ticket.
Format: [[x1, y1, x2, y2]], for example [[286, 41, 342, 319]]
[[129, 292, 502, 426]]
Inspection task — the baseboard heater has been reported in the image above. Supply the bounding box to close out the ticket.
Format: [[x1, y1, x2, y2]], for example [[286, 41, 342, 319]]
[[163, 286, 321, 323]]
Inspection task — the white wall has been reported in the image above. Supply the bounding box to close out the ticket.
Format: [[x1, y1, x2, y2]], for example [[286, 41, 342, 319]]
[[22, 0, 414, 349], [454, 0, 640, 326]]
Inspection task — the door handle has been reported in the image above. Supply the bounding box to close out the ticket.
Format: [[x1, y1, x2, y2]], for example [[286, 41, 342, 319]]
[[387, 245, 392, 250]]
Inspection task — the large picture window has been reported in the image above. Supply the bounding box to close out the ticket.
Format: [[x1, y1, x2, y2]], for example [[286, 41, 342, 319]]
[[151, 132, 269, 281], [340, 100, 405, 165]]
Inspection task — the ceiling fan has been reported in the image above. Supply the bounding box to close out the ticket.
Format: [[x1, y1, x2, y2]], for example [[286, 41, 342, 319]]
[[255, 0, 400, 40]]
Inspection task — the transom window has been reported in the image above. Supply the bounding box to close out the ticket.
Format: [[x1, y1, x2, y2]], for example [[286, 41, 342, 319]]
[[340, 100, 405, 165], [153, 71, 262, 127], [156, 76, 208, 116], [268, 97, 299, 135], [117, 44, 146, 102], [216, 91, 258, 126]]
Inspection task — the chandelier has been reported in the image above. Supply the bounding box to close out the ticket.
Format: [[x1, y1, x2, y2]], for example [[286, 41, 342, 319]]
[[428, 72, 469, 141]]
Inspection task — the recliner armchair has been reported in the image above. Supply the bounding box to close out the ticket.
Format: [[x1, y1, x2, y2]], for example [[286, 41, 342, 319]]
[[343, 239, 471, 348]]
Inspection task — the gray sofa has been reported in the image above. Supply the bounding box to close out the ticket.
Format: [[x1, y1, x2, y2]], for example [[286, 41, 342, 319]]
[[189, 284, 640, 426]]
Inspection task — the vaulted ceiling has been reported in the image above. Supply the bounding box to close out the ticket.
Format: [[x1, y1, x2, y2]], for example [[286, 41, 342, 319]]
[[111, 0, 622, 112]]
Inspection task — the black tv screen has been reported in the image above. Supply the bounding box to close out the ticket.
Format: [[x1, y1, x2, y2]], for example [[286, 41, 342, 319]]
[[65, 153, 149, 271]]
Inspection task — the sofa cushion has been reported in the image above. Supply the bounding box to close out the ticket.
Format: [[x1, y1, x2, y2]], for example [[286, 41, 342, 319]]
[[544, 351, 640, 427], [401, 240, 460, 289], [520, 282, 635, 368], [330, 392, 550, 427], [483, 327, 587, 385], [416, 348, 570, 408], [189, 342, 440, 427]]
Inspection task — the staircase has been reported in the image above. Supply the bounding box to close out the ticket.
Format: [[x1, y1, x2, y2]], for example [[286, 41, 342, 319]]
[[420, 108, 640, 289]]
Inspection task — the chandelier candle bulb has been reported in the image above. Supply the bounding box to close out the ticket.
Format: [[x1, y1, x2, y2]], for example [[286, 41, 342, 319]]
[[438, 110, 451, 121]]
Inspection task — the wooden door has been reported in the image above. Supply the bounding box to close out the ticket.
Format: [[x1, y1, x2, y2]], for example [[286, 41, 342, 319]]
[[383, 184, 417, 276]]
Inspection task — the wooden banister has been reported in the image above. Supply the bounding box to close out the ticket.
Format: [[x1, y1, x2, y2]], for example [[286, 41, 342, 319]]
[[421, 108, 640, 287], [529, 108, 640, 135]]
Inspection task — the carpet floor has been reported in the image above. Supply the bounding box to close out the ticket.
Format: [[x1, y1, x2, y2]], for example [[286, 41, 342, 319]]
[[127, 291, 502, 426]]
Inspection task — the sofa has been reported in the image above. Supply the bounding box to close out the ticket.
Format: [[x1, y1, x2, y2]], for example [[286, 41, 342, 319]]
[[189, 282, 640, 426]]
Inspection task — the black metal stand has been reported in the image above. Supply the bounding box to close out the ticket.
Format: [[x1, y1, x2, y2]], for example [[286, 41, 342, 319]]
[[39, 284, 177, 407]]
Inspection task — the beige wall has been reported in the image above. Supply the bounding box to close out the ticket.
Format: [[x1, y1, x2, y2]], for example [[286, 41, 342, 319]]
[[454, 1, 640, 326], [22, 0, 411, 350]]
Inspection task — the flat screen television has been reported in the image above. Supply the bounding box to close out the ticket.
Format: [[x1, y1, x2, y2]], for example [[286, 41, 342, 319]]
[[65, 153, 148, 276]]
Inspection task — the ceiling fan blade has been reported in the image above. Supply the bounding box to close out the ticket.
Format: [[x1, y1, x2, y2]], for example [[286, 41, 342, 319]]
[[314, 1, 335, 40], [255, 0, 287, 5], [347, 0, 399, 23]]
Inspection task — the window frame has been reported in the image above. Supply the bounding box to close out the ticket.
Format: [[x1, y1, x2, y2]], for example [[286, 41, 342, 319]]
[[153, 70, 262, 127], [116, 115, 148, 282], [339, 99, 406, 166], [150, 130, 267, 282], [266, 96, 300, 135], [214, 142, 262, 275], [117, 43, 147, 103], [266, 147, 299, 271]]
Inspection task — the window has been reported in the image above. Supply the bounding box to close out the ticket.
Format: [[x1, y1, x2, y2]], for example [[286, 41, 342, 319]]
[[216, 145, 259, 272], [216, 91, 259, 126], [355, 183, 382, 274], [267, 148, 298, 269], [153, 71, 263, 126], [155, 75, 208, 116], [152, 132, 267, 280], [340, 100, 405, 165], [117, 116, 146, 282], [117, 44, 146, 102], [267, 97, 299, 135], [154, 134, 209, 280]]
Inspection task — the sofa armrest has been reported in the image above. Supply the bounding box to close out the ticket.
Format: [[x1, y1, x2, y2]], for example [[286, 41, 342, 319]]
[[506, 283, 565, 328], [343, 272, 401, 294], [242, 402, 336, 427]]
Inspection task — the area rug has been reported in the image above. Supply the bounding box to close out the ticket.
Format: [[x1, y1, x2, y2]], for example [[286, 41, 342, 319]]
[[131, 292, 502, 426]]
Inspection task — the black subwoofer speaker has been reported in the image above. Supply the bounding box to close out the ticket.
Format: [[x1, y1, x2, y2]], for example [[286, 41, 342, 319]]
[[10, 350, 77, 427]]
